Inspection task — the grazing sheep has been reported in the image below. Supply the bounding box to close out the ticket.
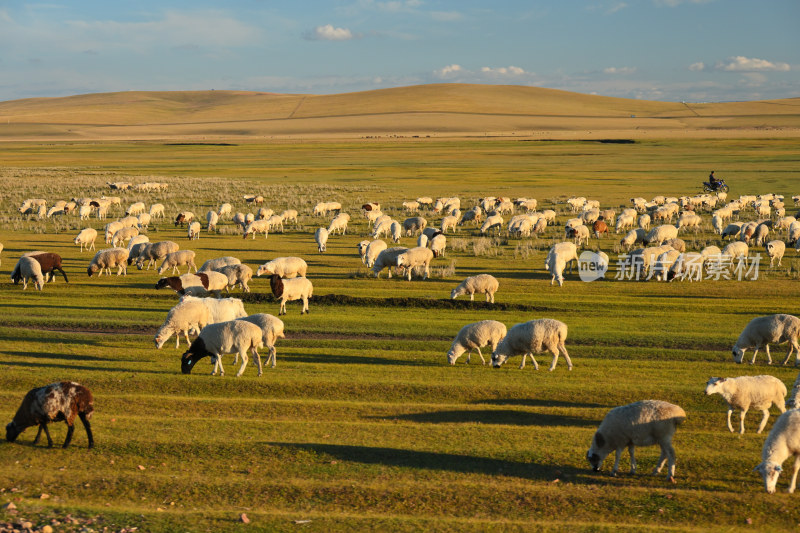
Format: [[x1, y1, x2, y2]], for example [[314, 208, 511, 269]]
[[459, 206, 483, 227], [12, 252, 68, 284], [441, 215, 458, 233], [12, 256, 45, 290], [451, 274, 499, 303], [712, 214, 724, 234], [88, 247, 129, 277], [154, 298, 213, 349], [104, 221, 124, 244], [136, 241, 179, 270], [371, 247, 408, 278], [243, 219, 269, 239], [187, 221, 202, 240], [126, 201, 146, 216], [216, 263, 254, 293], [199, 256, 240, 273], [158, 250, 197, 275], [676, 212, 702, 232], [616, 213, 636, 233], [620, 228, 647, 251], [644, 224, 679, 245], [236, 313, 285, 369], [396, 246, 434, 281], [390, 221, 402, 243], [257, 207, 274, 220], [181, 320, 264, 377], [566, 224, 590, 245], [638, 214, 651, 230], [371, 219, 393, 239], [403, 216, 428, 236], [480, 214, 504, 235], [705, 376, 787, 434], [174, 211, 195, 227], [766, 240, 786, 268], [179, 295, 248, 324], [5, 382, 94, 449], [363, 240, 388, 268], [447, 320, 507, 365], [403, 200, 420, 212], [149, 203, 165, 219], [281, 209, 298, 224], [587, 400, 686, 482], [156, 272, 228, 298], [653, 249, 682, 281], [268, 275, 313, 315], [328, 213, 349, 235], [137, 212, 151, 230], [232, 212, 247, 230], [416, 196, 433, 207], [256, 257, 308, 279], [722, 222, 744, 239], [111, 226, 140, 248], [490, 318, 572, 371], [721, 241, 749, 261], [315, 227, 329, 253], [754, 409, 800, 493], [732, 314, 800, 366], [119, 215, 139, 229], [429, 234, 447, 257], [545, 242, 579, 287], [206, 210, 219, 232]]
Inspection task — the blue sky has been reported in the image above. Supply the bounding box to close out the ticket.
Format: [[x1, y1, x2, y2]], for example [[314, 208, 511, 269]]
[[0, 0, 797, 103]]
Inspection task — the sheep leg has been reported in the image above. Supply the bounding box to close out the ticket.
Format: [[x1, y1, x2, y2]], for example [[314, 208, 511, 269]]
[[765, 344, 773, 365], [726, 408, 734, 432], [62, 423, 75, 448], [476, 347, 486, 365], [470, 293, 474, 301], [548, 346, 560, 372], [611, 448, 622, 476], [41, 423, 54, 447], [628, 445, 637, 474], [788, 456, 800, 493], [560, 344, 574, 370], [252, 346, 263, 376], [739, 408, 748, 434], [33, 424, 45, 446], [236, 349, 250, 377], [782, 340, 799, 366], [757, 409, 771, 434], [465, 350, 471, 364], [519, 354, 526, 369], [268, 345, 277, 368], [750, 348, 759, 365]]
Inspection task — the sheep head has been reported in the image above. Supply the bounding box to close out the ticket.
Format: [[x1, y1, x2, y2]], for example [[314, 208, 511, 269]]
[[181, 338, 212, 374], [5, 421, 21, 443], [586, 432, 609, 472], [704, 377, 726, 395], [732, 346, 746, 364], [754, 462, 783, 494]]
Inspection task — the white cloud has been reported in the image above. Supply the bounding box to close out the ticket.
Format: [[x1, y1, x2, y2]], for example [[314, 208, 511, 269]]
[[655, 0, 715, 7], [307, 24, 354, 41], [481, 66, 527, 75], [688, 62, 705, 72], [716, 56, 790, 72], [435, 64, 462, 77], [607, 2, 628, 14], [603, 66, 636, 74]]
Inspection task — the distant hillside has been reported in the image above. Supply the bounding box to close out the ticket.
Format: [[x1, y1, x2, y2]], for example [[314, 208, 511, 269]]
[[0, 84, 798, 141]]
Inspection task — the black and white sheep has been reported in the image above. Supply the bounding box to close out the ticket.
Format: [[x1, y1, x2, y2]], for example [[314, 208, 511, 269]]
[[268, 275, 313, 315], [6, 382, 94, 449], [180, 320, 264, 377]]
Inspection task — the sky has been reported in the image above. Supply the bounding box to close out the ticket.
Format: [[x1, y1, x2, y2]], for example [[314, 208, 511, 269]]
[[0, 0, 798, 103]]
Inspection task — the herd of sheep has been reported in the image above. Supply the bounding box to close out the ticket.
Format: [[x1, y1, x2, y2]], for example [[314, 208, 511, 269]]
[[5, 188, 800, 495]]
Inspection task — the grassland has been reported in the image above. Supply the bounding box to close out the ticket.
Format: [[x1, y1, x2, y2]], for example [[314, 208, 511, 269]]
[[1, 102, 800, 531]]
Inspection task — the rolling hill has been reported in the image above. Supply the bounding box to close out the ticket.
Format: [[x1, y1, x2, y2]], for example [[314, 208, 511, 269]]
[[0, 83, 798, 141]]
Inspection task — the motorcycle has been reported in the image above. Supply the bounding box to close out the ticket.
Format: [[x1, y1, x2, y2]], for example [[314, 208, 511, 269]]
[[703, 179, 729, 193]]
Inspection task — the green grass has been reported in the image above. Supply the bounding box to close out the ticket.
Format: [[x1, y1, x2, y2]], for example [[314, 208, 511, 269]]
[[2, 138, 800, 531]]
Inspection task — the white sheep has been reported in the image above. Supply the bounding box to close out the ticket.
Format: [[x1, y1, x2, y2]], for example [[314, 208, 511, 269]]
[[14, 256, 45, 290], [721, 241, 749, 262], [732, 314, 800, 366], [480, 214, 504, 235], [256, 257, 308, 279], [315, 227, 329, 253], [390, 221, 402, 243], [243, 219, 269, 239], [447, 320, 507, 365], [267, 275, 313, 315], [722, 222, 743, 239], [281, 209, 298, 224], [87, 247, 129, 277], [566, 224, 590, 246], [357, 240, 371, 264], [104, 221, 124, 244], [179, 295, 248, 324], [135, 241, 179, 270], [206, 210, 219, 232], [371, 247, 407, 278], [587, 400, 686, 482], [450, 274, 499, 303], [187, 221, 202, 240], [257, 207, 274, 220], [126, 201, 146, 216], [429, 234, 447, 257], [653, 249, 682, 281], [119, 215, 139, 229], [328, 213, 349, 235], [403, 216, 428, 236], [705, 375, 787, 434], [74, 228, 98, 252], [180, 320, 264, 377], [158, 250, 197, 275], [619, 228, 646, 251], [217, 203, 232, 218], [364, 240, 388, 268], [198, 256, 240, 273], [545, 242, 578, 287], [137, 212, 151, 230], [638, 214, 651, 230], [754, 410, 800, 493], [236, 313, 285, 369], [154, 298, 213, 349], [644, 224, 679, 245], [441, 215, 458, 233], [111, 226, 140, 248], [149, 203, 165, 219], [490, 318, 572, 371], [396, 246, 434, 281], [766, 240, 785, 267], [216, 264, 254, 293]]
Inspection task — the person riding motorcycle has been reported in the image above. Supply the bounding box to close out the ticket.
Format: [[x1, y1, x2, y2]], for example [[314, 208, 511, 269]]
[[708, 171, 718, 189]]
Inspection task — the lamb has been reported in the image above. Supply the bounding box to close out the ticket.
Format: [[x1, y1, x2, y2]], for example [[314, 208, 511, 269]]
[[179, 295, 248, 324], [12, 256, 45, 290], [158, 250, 197, 275], [586, 400, 686, 482], [243, 219, 270, 239], [450, 274, 499, 303], [766, 240, 786, 268], [5, 382, 94, 449], [256, 257, 308, 279], [174, 211, 195, 227], [620, 228, 647, 251], [136, 241, 179, 270], [268, 275, 313, 315], [198, 256, 240, 273], [126, 201, 146, 216], [545, 242, 579, 287], [371, 247, 408, 278], [281, 209, 298, 224], [156, 272, 229, 298], [566, 224, 590, 246], [390, 221, 402, 243], [216, 263, 254, 293], [88, 247, 129, 277], [149, 203, 165, 219], [180, 320, 264, 377], [111, 226, 140, 247], [644, 224, 679, 245], [328, 213, 349, 235], [314, 227, 329, 253], [187, 221, 202, 240], [396, 246, 434, 281], [732, 314, 800, 366], [154, 298, 213, 349], [490, 318, 572, 371], [754, 410, 800, 493], [364, 240, 388, 268], [403, 216, 428, 236], [429, 234, 447, 257], [447, 320, 508, 365], [206, 210, 219, 232], [705, 376, 786, 434], [236, 313, 285, 369]]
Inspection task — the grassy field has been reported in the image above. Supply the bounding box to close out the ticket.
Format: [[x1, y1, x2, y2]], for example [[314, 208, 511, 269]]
[[1, 137, 800, 532]]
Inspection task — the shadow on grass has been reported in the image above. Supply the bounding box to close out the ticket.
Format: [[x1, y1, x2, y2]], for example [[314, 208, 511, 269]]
[[474, 398, 606, 409], [284, 351, 438, 367], [266, 441, 585, 481], [2, 350, 119, 362], [0, 360, 165, 373], [369, 408, 596, 427]]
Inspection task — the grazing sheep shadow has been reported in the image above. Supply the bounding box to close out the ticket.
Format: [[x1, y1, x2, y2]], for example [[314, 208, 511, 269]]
[[266, 442, 584, 481], [474, 398, 606, 409], [372, 409, 596, 427], [284, 351, 438, 367]]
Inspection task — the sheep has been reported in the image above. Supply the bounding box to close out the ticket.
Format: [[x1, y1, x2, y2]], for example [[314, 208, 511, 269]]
[[581, 208, 600, 226], [5, 382, 94, 449], [396, 246, 434, 281], [154, 298, 213, 349], [268, 275, 313, 315], [754, 410, 800, 493], [126, 201, 146, 216], [365, 209, 384, 225], [403, 216, 428, 236], [257, 207, 274, 220], [441, 215, 458, 233], [721, 241, 749, 262], [256, 257, 308, 279], [587, 400, 685, 482], [566, 224, 590, 246], [281, 209, 298, 224], [149, 203, 165, 219], [216, 263, 254, 293], [390, 221, 402, 243], [187, 221, 202, 240], [620, 228, 647, 251], [447, 320, 508, 365], [11, 252, 68, 285], [174, 211, 195, 227], [243, 219, 269, 239], [232, 212, 247, 230], [480, 214, 503, 235], [364, 240, 388, 268], [12, 256, 45, 290], [157, 250, 197, 275], [137, 212, 151, 230], [403, 200, 420, 212], [88, 247, 129, 277], [199, 256, 240, 273], [180, 320, 264, 377], [371, 219, 393, 239], [722, 222, 743, 239], [705, 376, 786, 434], [156, 272, 229, 298], [104, 221, 124, 244], [119, 215, 139, 229], [315, 227, 329, 253], [111, 226, 140, 248], [136, 241, 179, 270], [127, 242, 150, 267], [644, 224, 679, 245], [416, 196, 433, 207], [490, 318, 572, 371], [733, 314, 800, 366], [616, 213, 636, 233], [236, 314, 285, 369], [327, 213, 349, 235], [665, 237, 686, 253], [429, 234, 447, 257], [179, 295, 248, 324], [459, 206, 482, 226], [545, 242, 579, 287], [638, 214, 651, 230], [450, 274, 499, 303], [206, 210, 219, 232], [766, 240, 786, 268], [371, 247, 408, 278]]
